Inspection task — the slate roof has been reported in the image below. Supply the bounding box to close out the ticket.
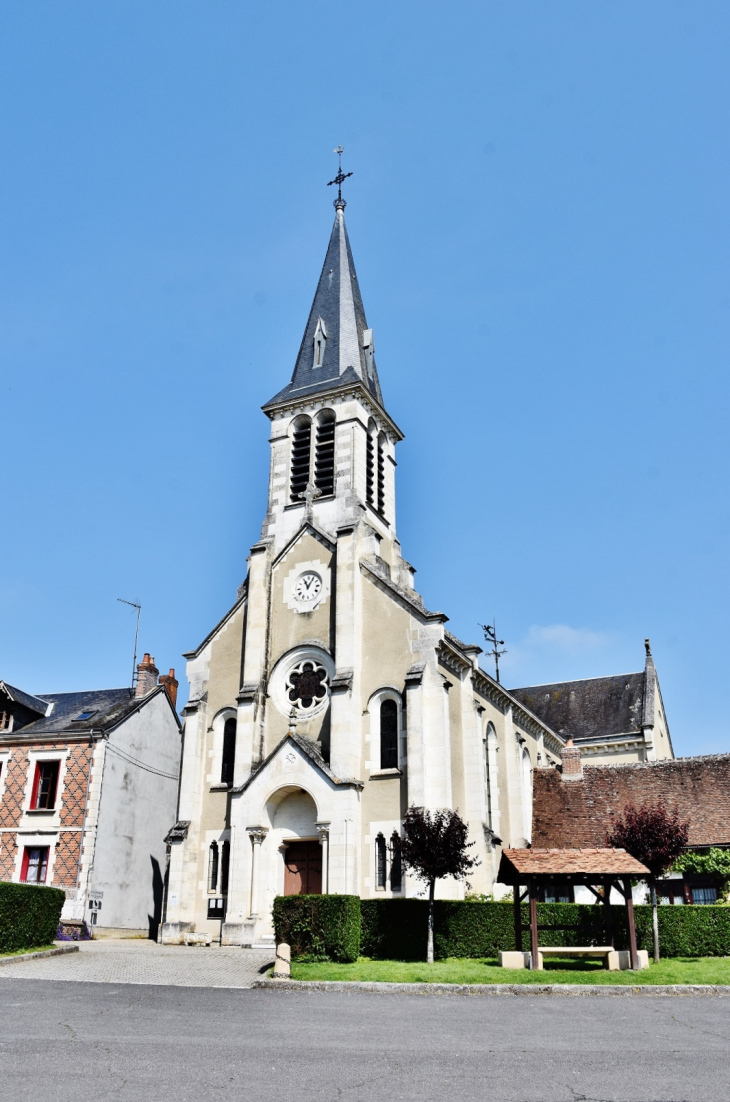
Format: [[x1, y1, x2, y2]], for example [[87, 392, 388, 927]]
[[498, 847, 649, 882], [264, 203, 383, 409], [532, 755, 730, 850], [0, 681, 50, 716], [509, 673, 646, 741], [0, 687, 151, 740]]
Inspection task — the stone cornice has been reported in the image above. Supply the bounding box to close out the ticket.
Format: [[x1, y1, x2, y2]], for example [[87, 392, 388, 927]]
[[470, 668, 565, 757], [263, 379, 404, 443]]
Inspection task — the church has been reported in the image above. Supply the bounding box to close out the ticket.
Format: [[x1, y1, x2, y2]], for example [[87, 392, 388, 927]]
[[161, 185, 674, 947]]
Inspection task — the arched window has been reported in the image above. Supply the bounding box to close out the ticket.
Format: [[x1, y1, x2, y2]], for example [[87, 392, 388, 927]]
[[208, 842, 219, 893], [221, 717, 236, 787], [390, 833, 402, 892], [375, 833, 387, 889], [290, 417, 312, 502], [521, 749, 533, 844], [314, 410, 336, 497], [380, 699, 398, 770], [220, 839, 230, 896], [366, 420, 376, 507], [377, 433, 386, 516]]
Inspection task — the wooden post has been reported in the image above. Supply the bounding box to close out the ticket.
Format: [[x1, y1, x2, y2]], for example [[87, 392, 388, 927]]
[[529, 881, 539, 969], [513, 884, 522, 952], [603, 878, 614, 948], [624, 877, 639, 970]]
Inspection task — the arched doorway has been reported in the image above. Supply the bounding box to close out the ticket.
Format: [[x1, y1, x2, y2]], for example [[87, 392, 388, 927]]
[[271, 789, 321, 895]]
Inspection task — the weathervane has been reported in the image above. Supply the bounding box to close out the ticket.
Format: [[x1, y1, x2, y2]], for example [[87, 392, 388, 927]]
[[327, 145, 353, 204], [479, 619, 507, 683]]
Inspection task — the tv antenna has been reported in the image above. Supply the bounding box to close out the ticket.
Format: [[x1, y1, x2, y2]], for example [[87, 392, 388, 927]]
[[479, 619, 507, 683], [117, 598, 141, 689]]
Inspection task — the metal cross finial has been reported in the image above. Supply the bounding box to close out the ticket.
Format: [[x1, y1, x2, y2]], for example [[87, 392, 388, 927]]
[[479, 619, 507, 683], [298, 479, 322, 521], [327, 145, 353, 203]]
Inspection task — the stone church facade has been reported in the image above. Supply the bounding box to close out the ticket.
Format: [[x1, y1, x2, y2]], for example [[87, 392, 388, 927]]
[[161, 196, 673, 946]]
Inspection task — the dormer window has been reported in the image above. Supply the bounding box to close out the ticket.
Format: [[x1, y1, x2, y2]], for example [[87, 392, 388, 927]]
[[362, 328, 375, 379], [312, 317, 327, 368]]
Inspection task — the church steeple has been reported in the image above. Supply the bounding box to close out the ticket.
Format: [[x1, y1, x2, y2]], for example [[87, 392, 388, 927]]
[[264, 198, 383, 409]]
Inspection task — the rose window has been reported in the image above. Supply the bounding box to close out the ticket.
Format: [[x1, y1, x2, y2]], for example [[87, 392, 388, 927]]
[[286, 660, 329, 710]]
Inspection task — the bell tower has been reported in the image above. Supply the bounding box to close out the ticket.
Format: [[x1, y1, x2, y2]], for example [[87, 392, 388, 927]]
[[260, 184, 404, 563]]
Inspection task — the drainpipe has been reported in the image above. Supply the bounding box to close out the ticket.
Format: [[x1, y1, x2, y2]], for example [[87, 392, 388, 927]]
[[74, 729, 96, 918]]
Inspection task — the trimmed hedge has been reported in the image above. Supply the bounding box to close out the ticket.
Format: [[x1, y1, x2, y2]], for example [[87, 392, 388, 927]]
[[273, 894, 361, 962], [361, 899, 730, 960], [0, 880, 66, 954]]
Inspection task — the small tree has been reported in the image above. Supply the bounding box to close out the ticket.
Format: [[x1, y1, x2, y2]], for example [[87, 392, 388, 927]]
[[400, 806, 479, 963], [606, 802, 689, 963]]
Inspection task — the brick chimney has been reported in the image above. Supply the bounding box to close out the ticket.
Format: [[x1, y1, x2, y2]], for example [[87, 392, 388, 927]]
[[158, 668, 179, 709], [135, 653, 159, 697], [561, 737, 583, 780]]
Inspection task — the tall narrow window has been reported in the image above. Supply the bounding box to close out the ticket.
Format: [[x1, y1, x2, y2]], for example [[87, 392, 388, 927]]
[[21, 846, 49, 884], [377, 433, 386, 517], [375, 833, 387, 889], [208, 842, 219, 893], [366, 422, 376, 507], [484, 723, 495, 829], [312, 317, 327, 367], [221, 718, 236, 787], [220, 840, 230, 896], [521, 749, 532, 844], [314, 411, 336, 497], [290, 417, 312, 502], [390, 833, 402, 892], [31, 760, 60, 810], [380, 699, 398, 770]]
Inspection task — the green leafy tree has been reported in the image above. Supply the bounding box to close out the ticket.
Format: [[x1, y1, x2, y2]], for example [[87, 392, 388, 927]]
[[673, 849, 730, 901], [400, 806, 479, 963], [607, 802, 690, 963]]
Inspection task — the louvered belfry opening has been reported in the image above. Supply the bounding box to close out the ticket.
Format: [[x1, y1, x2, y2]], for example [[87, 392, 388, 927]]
[[366, 421, 375, 507], [377, 433, 386, 516], [314, 411, 336, 496], [290, 417, 312, 502]]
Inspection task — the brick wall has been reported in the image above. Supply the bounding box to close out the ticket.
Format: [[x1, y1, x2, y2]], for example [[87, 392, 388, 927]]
[[0, 741, 93, 886], [532, 755, 730, 849]]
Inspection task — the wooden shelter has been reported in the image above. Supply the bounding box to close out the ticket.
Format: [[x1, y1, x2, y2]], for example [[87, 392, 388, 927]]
[[497, 847, 650, 970]]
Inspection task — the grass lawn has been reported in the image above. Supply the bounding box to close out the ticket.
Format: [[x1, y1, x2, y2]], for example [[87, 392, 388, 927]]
[[290, 956, 730, 985], [0, 945, 56, 960]]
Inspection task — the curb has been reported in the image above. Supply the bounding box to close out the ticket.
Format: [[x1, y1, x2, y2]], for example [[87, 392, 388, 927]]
[[252, 978, 730, 997], [0, 944, 80, 969]]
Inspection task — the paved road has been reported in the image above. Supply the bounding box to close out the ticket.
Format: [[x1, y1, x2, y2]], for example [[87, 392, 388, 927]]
[[0, 939, 274, 988], [1, 978, 728, 1101]]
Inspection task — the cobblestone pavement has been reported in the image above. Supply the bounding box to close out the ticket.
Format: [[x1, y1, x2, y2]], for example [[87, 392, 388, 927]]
[[0, 939, 274, 988]]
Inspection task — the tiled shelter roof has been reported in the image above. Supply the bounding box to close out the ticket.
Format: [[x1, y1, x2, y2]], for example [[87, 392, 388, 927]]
[[498, 847, 649, 882], [532, 755, 730, 849]]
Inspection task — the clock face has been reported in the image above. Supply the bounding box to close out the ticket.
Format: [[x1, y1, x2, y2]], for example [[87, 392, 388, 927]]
[[294, 572, 322, 603]]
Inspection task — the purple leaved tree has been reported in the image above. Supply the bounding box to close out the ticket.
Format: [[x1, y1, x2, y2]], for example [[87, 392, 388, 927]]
[[400, 806, 479, 964]]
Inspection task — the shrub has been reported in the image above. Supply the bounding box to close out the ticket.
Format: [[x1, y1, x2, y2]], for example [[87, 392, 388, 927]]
[[273, 895, 360, 962], [361, 899, 730, 960], [0, 881, 66, 954]]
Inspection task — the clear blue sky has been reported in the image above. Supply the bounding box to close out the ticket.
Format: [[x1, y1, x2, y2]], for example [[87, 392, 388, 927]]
[[2, 2, 728, 756]]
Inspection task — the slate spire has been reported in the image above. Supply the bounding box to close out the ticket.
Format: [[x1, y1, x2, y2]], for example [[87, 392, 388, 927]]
[[264, 199, 383, 408]]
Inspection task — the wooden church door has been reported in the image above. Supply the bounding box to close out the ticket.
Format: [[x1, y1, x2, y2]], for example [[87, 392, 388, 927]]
[[284, 841, 322, 895]]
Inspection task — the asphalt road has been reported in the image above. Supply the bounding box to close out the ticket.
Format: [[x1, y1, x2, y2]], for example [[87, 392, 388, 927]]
[[1, 979, 728, 1102]]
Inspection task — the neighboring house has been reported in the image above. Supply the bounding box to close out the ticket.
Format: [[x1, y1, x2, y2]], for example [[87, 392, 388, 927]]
[[532, 745, 730, 904], [0, 655, 181, 937], [162, 191, 674, 949], [510, 641, 673, 763]]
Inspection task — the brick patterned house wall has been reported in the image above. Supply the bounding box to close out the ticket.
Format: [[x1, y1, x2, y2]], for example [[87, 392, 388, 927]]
[[0, 741, 93, 886], [532, 754, 730, 849]]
